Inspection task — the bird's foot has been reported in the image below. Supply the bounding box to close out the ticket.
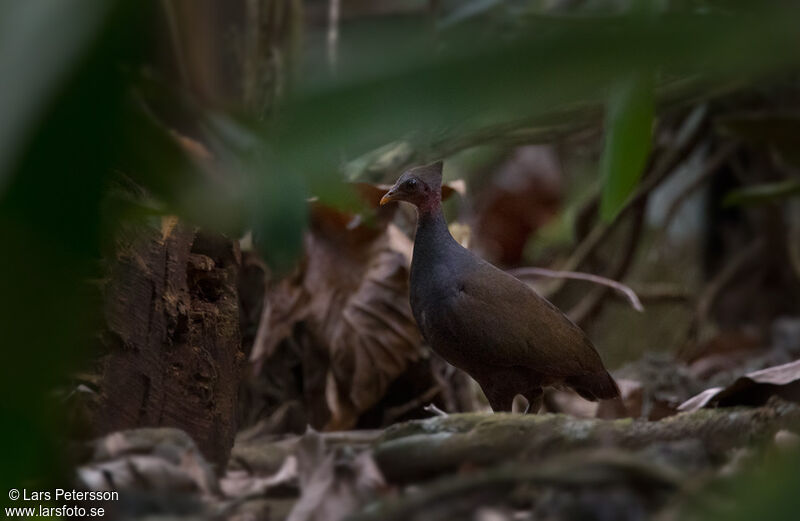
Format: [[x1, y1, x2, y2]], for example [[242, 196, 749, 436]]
[[512, 392, 542, 414]]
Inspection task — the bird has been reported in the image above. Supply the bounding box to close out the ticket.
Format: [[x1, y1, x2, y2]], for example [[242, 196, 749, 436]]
[[380, 160, 620, 412]]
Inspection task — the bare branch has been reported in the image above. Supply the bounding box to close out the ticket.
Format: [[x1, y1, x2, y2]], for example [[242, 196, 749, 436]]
[[509, 267, 644, 313]]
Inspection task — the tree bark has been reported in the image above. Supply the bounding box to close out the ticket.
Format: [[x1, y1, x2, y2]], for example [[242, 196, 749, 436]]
[[93, 217, 244, 470]]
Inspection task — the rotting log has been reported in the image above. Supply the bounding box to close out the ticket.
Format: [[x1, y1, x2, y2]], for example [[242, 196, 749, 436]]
[[374, 399, 800, 483], [93, 218, 244, 470], [349, 451, 682, 521]]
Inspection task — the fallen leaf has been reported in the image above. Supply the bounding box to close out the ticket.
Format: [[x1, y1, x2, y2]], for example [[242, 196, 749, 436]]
[[471, 145, 562, 265], [77, 428, 219, 496], [252, 198, 421, 430], [221, 454, 298, 498], [287, 430, 385, 521], [678, 359, 800, 412], [250, 180, 468, 430]]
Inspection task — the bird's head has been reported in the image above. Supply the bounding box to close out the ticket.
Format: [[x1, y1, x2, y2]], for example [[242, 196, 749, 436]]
[[380, 160, 443, 212]]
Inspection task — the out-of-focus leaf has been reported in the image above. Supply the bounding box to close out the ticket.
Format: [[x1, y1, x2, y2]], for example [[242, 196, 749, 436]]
[[200, 113, 309, 273], [723, 179, 800, 207], [0, 1, 112, 191], [344, 141, 415, 183], [599, 71, 654, 222], [438, 0, 503, 29], [686, 449, 800, 521], [287, 430, 385, 521], [116, 102, 247, 235], [718, 113, 800, 167], [249, 171, 308, 274], [78, 428, 219, 496], [0, 0, 143, 494], [352, 179, 465, 208], [272, 7, 800, 197], [678, 359, 800, 412]]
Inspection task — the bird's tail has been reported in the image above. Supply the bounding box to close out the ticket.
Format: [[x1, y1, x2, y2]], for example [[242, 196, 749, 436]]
[[566, 371, 621, 401]]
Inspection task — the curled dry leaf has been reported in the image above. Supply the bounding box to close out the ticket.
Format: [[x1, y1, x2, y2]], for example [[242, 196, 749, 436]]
[[252, 196, 426, 430], [678, 358, 800, 412], [251, 181, 466, 429]]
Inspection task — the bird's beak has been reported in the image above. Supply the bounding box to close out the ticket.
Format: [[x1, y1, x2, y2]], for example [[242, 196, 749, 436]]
[[379, 189, 398, 206]]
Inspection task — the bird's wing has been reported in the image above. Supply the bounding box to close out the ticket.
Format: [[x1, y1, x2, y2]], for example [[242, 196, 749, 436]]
[[445, 260, 606, 377]]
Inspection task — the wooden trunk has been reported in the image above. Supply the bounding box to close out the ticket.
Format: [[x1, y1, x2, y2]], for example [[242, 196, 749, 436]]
[[94, 217, 244, 470]]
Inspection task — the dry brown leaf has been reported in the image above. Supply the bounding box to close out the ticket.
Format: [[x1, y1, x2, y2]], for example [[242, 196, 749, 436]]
[[220, 455, 298, 498], [250, 181, 468, 429], [287, 430, 385, 521], [471, 146, 562, 265], [678, 358, 800, 411], [252, 197, 423, 430], [595, 378, 681, 420]]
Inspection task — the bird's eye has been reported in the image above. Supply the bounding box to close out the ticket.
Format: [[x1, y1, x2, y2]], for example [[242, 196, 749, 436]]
[[404, 178, 418, 190]]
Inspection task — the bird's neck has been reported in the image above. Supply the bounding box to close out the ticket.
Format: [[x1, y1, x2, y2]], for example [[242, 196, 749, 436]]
[[413, 205, 458, 260]]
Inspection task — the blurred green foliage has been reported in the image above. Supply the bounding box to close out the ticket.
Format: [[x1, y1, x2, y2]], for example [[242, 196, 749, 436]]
[[0, 0, 137, 494], [723, 179, 800, 207], [599, 71, 654, 221], [683, 447, 800, 521], [1, 0, 800, 501]]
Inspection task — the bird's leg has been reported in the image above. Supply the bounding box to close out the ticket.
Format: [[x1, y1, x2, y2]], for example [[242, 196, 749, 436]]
[[524, 388, 543, 414], [482, 386, 515, 412], [512, 394, 529, 414], [478, 372, 521, 412]]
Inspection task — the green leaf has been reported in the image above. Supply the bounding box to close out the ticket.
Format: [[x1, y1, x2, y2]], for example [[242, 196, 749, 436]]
[[723, 179, 800, 207], [599, 71, 655, 222]]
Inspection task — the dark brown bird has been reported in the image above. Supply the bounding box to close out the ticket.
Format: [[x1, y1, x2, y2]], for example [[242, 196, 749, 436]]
[[380, 161, 620, 412]]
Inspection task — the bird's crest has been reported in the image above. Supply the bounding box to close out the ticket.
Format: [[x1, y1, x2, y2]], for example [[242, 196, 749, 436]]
[[405, 160, 443, 189]]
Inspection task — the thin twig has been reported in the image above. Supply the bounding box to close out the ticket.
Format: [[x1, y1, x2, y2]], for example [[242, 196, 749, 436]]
[[327, 0, 340, 71], [423, 403, 448, 417], [568, 202, 647, 325], [679, 238, 765, 358], [695, 238, 764, 328], [509, 267, 644, 313], [788, 221, 800, 281]]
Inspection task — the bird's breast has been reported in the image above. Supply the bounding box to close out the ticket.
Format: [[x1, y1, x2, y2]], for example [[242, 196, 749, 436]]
[[410, 284, 479, 371]]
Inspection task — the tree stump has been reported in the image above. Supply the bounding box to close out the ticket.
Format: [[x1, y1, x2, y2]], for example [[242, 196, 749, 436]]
[[93, 217, 244, 470]]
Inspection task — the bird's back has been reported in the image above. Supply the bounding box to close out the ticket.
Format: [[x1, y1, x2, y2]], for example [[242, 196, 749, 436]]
[[410, 224, 618, 402]]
